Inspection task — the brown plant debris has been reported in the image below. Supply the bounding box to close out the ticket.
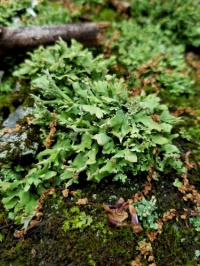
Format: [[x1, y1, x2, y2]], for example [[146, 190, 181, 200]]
[[162, 209, 176, 222], [142, 182, 152, 196], [102, 198, 128, 227], [14, 188, 55, 239], [185, 151, 196, 170], [1, 124, 21, 135], [147, 219, 163, 242], [132, 191, 144, 203], [177, 152, 200, 208], [172, 106, 198, 117], [76, 198, 89, 205], [62, 188, 69, 198], [132, 241, 156, 266], [186, 52, 200, 81], [102, 198, 143, 232], [26, 116, 34, 125], [129, 204, 143, 233], [131, 255, 142, 266], [45, 119, 57, 148]]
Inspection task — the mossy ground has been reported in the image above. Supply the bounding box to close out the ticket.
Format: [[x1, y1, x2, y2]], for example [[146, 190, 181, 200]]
[[0, 168, 200, 265]]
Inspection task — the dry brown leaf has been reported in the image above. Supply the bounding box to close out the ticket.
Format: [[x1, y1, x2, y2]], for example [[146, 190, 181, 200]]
[[62, 189, 69, 198], [76, 198, 88, 205], [14, 230, 25, 238], [110, 0, 130, 13], [150, 114, 160, 123], [45, 119, 57, 148], [157, 219, 163, 234], [31, 248, 37, 257], [1, 124, 21, 135], [34, 188, 56, 221], [148, 255, 155, 262], [27, 219, 41, 231], [147, 232, 158, 242], [129, 205, 143, 233], [138, 241, 156, 265], [142, 182, 152, 195], [131, 255, 141, 266], [102, 203, 128, 227], [180, 213, 187, 219], [27, 116, 34, 125], [147, 219, 163, 242], [162, 209, 176, 222], [185, 151, 196, 170], [70, 191, 76, 197], [132, 191, 144, 202]]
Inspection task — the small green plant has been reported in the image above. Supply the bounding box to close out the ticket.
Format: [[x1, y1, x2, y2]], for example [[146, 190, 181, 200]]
[[190, 215, 200, 232], [0, 75, 14, 94], [173, 178, 182, 188], [195, 250, 200, 258], [130, 0, 200, 46], [0, 0, 32, 26], [0, 0, 74, 27], [111, 20, 193, 96], [133, 197, 158, 230], [62, 206, 93, 232]]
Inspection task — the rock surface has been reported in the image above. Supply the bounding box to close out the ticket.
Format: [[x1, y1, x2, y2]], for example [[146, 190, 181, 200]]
[[0, 106, 39, 165]]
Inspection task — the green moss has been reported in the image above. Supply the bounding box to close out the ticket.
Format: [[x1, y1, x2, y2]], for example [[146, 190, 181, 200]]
[[153, 223, 200, 265], [97, 8, 116, 21]]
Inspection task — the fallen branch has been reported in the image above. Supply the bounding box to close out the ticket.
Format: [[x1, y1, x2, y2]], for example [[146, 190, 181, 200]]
[[0, 22, 110, 56]]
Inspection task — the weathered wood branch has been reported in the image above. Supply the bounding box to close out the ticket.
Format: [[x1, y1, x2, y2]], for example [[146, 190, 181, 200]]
[[0, 22, 110, 56]]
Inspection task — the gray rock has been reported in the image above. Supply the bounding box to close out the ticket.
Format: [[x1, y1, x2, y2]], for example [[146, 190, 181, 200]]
[[0, 106, 39, 165], [2, 106, 32, 129], [0, 130, 39, 164]]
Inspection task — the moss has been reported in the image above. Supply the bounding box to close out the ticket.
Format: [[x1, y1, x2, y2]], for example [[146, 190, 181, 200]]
[[1, 174, 200, 266], [153, 222, 200, 265], [97, 8, 116, 21]]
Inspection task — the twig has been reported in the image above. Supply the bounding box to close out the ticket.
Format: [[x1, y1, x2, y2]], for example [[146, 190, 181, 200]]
[[0, 22, 110, 56], [0, 223, 14, 230]]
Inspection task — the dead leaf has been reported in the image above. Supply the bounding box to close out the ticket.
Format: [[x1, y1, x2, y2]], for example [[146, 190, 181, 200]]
[[26, 116, 34, 125], [14, 230, 26, 238], [131, 255, 141, 266], [102, 202, 128, 227], [45, 119, 57, 148], [31, 248, 37, 257], [62, 189, 69, 198], [129, 205, 143, 233], [142, 182, 152, 195], [76, 198, 88, 205], [147, 232, 158, 242], [132, 191, 144, 202], [162, 209, 176, 222], [2, 124, 21, 135]]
